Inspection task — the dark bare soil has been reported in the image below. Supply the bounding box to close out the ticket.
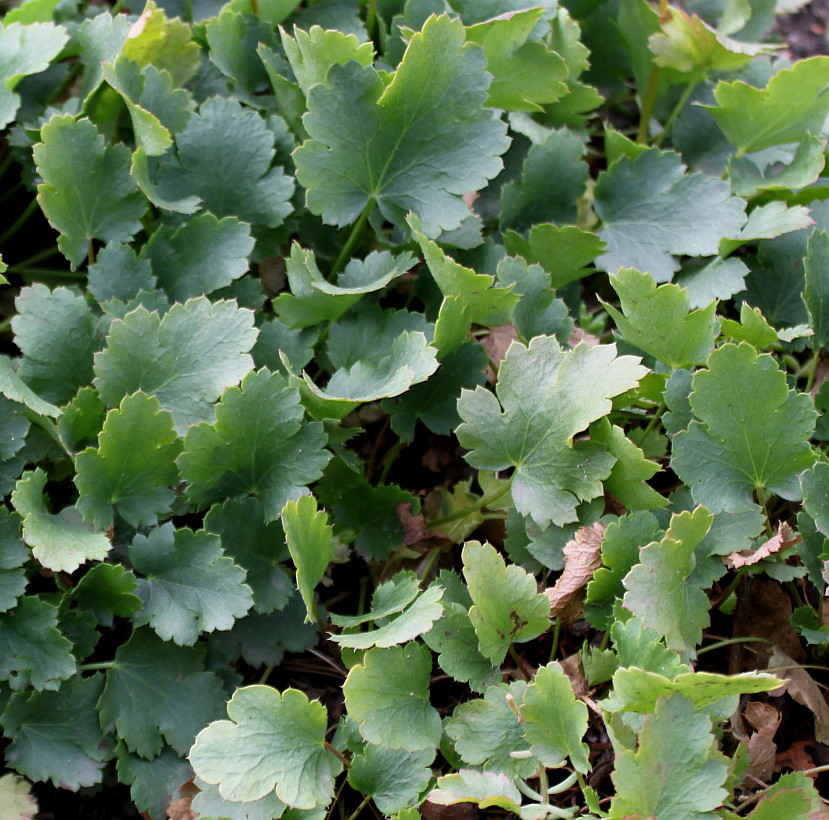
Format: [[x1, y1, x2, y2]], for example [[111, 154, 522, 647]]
[[774, 0, 829, 58]]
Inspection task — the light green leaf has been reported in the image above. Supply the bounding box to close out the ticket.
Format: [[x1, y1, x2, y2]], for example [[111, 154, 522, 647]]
[[190, 685, 338, 809], [94, 297, 257, 433], [76, 12, 130, 101], [465, 8, 568, 112], [427, 770, 522, 813], [720, 202, 814, 255], [747, 787, 818, 820], [609, 694, 729, 820], [12, 284, 106, 405], [702, 57, 829, 154], [603, 267, 718, 369], [804, 230, 829, 353], [0, 21, 68, 129], [12, 469, 111, 573], [463, 541, 550, 664], [595, 148, 746, 282], [343, 642, 442, 752], [332, 573, 421, 629], [204, 9, 273, 99], [0, 774, 37, 820], [0, 357, 60, 418], [120, 0, 201, 87], [622, 507, 713, 657], [610, 617, 686, 679], [0, 595, 76, 691], [672, 343, 817, 513], [446, 681, 535, 778], [347, 746, 434, 815], [130, 524, 254, 646], [674, 257, 749, 310], [294, 14, 509, 235], [34, 115, 147, 269], [719, 303, 779, 349], [1, 674, 109, 790], [191, 778, 287, 820], [801, 462, 829, 535], [141, 214, 253, 302], [457, 335, 646, 528], [180, 369, 329, 520], [74, 393, 181, 529], [99, 628, 226, 758], [282, 494, 335, 623], [522, 662, 590, 772], [729, 135, 826, 197]]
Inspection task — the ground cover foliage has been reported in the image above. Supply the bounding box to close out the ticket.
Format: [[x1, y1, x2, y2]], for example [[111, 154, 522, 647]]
[[0, 0, 828, 816]]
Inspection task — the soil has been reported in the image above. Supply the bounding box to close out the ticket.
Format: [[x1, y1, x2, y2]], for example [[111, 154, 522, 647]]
[[17, 1, 829, 818]]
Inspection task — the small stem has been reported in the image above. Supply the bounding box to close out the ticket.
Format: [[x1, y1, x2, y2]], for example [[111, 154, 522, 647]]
[[636, 65, 663, 144], [258, 664, 275, 684], [324, 741, 351, 769], [364, 0, 378, 41], [87, 240, 96, 269], [331, 200, 374, 275], [697, 636, 774, 654], [184, 0, 192, 22], [430, 482, 511, 527], [717, 566, 747, 611], [549, 618, 562, 662], [313, 601, 329, 639], [344, 794, 371, 820], [78, 661, 118, 671], [755, 486, 773, 537], [0, 317, 11, 335], [377, 439, 401, 485], [653, 74, 701, 149], [324, 779, 348, 820], [13, 267, 86, 281], [416, 546, 441, 583], [509, 644, 530, 682], [805, 351, 821, 394], [538, 765, 550, 808], [0, 180, 24, 205], [7, 245, 60, 270], [0, 197, 38, 247], [639, 399, 665, 445]]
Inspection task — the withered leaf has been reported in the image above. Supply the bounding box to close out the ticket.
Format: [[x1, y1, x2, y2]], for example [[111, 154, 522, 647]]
[[726, 522, 800, 569], [769, 646, 829, 745], [744, 701, 781, 781], [544, 523, 606, 617]]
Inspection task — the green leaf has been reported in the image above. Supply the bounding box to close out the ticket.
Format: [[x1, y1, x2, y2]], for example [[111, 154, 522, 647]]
[[77, 12, 130, 102], [203, 497, 291, 614], [116, 746, 194, 820], [94, 297, 257, 433], [610, 617, 686, 679], [609, 694, 729, 820], [503, 223, 607, 289], [1, 674, 110, 790], [804, 230, 829, 353], [0, 21, 68, 129], [595, 148, 746, 282], [317, 458, 414, 560], [729, 135, 826, 197], [141, 214, 254, 302], [332, 573, 422, 629], [120, 0, 201, 87], [719, 303, 779, 349], [801, 462, 829, 536], [294, 14, 509, 235], [622, 507, 713, 657], [500, 128, 588, 232], [143, 96, 294, 226], [282, 494, 335, 623], [0, 774, 36, 820], [446, 681, 535, 778], [720, 202, 814, 255], [0, 398, 28, 462], [204, 9, 274, 99], [281, 23, 374, 97], [702, 57, 829, 154], [465, 8, 568, 112], [343, 642, 442, 752], [0, 595, 75, 691], [522, 662, 590, 772], [12, 469, 111, 573], [12, 284, 106, 405], [457, 335, 646, 528], [190, 685, 338, 809], [675, 257, 749, 311], [427, 770, 522, 813], [130, 524, 254, 646], [603, 267, 718, 369], [102, 57, 193, 157], [347, 746, 434, 815], [585, 512, 663, 630], [74, 393, 181, 529], [463, 541, 550, 664], [0, 357, 60, 418], [423, 601, 500, 693], [33, 115, 147, 268], [191, 778, 288, 820], [0, 508, 27, 614], [332, 585, 443, 649], [98, 628, 226, 758], [180, 369, 329, 520], [747, 787, 818, 820], [672, 343, 817, 513], [591, 419, 667, 512], [70, 563, 142, 626], [273, 245, 415, 329]]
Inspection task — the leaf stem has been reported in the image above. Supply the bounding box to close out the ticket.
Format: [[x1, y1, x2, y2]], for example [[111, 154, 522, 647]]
[[324, 741, 351, 769], [755, 486, 773, 537], [364, 0, 378, 41], [538, 765, 550, 807], [77, 661, 118, 671], [6, 245, 60, 271], [717, 566, 747, 612], [509, 644, 530, 681], [430, 482, 511, 527], [377, 439, 401, 485], [697, 636, 774, 654], [258, 664, 275, 684], [0, 197, 39, 247], [652, 73, 701, 149], [636, 65, 662, 144], [549, 617, 562, 662], [331, 200, 374, 275], [804, 351, 821, 394], [639, 399, 665, 444], [344, 794, 371, 820]]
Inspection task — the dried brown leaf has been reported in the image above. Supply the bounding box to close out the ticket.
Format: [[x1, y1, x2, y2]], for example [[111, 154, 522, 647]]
[[482, 325, 519, 383], [744, 701, 781, 781], [559, 653, 589, 699], [166, 781, 198, 820], [544, 523, 606, 617], [397, 502, 430, 545], [775, 740, 816, 774], [727, 522, 800, 569], [568, 326, 600, 347], [769, 647, 829, 745]]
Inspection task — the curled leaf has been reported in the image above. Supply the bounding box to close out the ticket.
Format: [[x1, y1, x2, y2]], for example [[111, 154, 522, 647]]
[[544, 523, 606, 617], [726, 522, 801, 569]]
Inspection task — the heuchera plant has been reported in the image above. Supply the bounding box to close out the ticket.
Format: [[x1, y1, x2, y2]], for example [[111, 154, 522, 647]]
[[0, 0, 828, 817]]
